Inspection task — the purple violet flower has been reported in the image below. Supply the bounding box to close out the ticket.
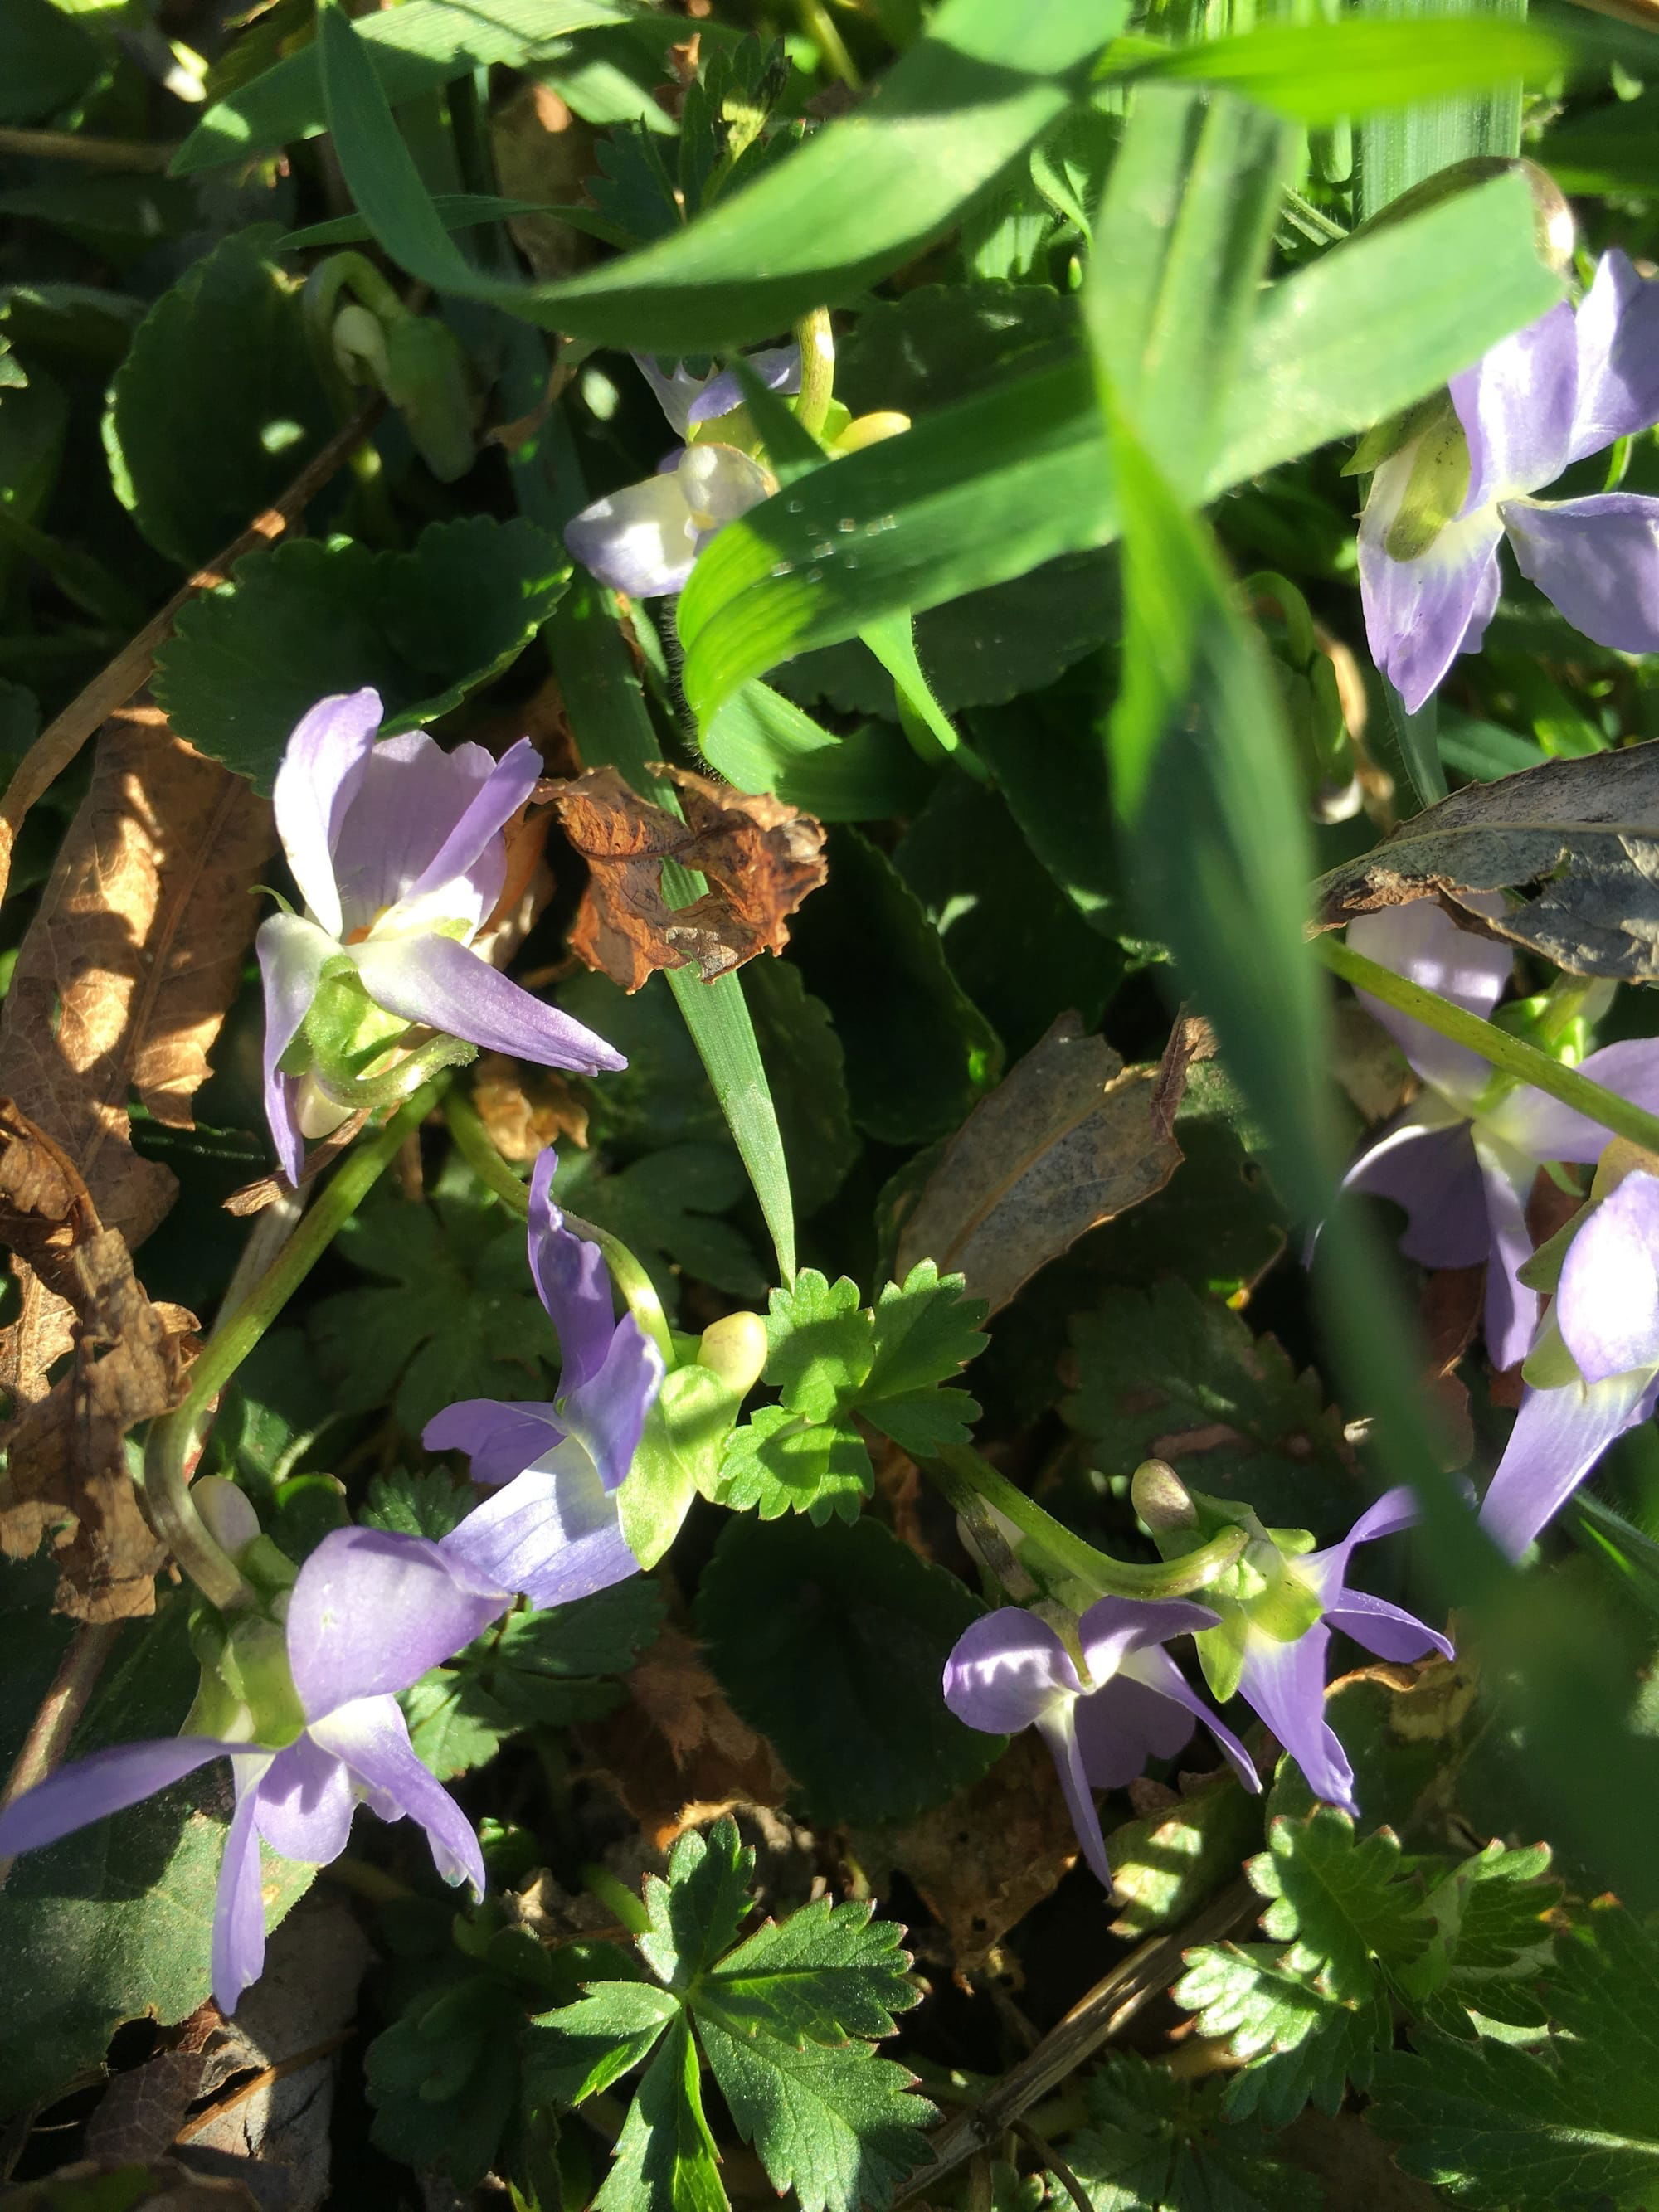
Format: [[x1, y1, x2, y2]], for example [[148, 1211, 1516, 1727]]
[[564, 345, 800, 598], [941, 1598, 1260, 1883], [257, 690, 625, 1183], [1360, 249, 1659, 711], [1480, 1169, 1659, 1556], [0, 1527, 510, 2012], [1341, 897, 1659, 1369], [1228, 1490, 1453, 1816], [426, 1147, 665, 1608]]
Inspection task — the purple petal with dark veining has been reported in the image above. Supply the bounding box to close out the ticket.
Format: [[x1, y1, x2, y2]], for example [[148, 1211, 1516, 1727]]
[[1452, 300, 1578, 512], [558, 1315, 664, 1494], [423, 1398, 567, 1486], [440, 1461, 640, 1611], [527, 1149, 616, 1391]]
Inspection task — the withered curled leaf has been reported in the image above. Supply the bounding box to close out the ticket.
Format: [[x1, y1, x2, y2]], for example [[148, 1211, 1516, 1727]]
[[556, 763, 827, 993], [895, 1013, 1183, 1313], [0, 1101, 194, 1620]]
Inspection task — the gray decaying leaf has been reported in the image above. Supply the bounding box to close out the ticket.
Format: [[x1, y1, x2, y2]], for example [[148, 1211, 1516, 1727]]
[[1314, 738, 1659, 980], [893, 1013, 1182, 1313]]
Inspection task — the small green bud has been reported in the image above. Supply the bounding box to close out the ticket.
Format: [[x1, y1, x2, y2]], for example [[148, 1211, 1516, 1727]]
[[1131, 1459, 1198, 1533], [694, 1310, 768, 1397]]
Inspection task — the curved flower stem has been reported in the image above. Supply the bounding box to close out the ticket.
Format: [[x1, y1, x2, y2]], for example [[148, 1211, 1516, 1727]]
[[143, 1080, 448, 1610], [1321, 936, 1659, 1156], [442, 1087, 675, 1365], [792, 308, 836, 443], [927, 1446, 1247, 1601]]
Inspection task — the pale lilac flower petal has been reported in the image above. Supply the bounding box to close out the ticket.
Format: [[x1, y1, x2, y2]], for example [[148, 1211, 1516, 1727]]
[[285, 1526, 509, 1722], [0, 1735, 242, 1857], [1342, 1113, 1490, 1270], [677, 443, 776, 539], [1346, 894, 1511, 1103], [1324, 1587, 1453, 1664], [1557, 1171, 1659, 1383], [1358, 463, 1504, 712], [1118, 1644, 1262, 1791], [1237, 1625, 1355, 1815], [1486, 1038, 1659, 1165], [271, 689, 382, 936], [255, 912, 336, 1184], [252, 1735, 356, 1863], [1502, 493, 1659, 654], [1072, 1671, 1194, 1790], [635, 356, 706, 440], [941, 1609, 1081, 1736], [401, 737, 541, 913], [687, 344, 802, 425], [566, 466, 699, 596], [440, 1461, 640, 1611], [1036, 1704, 1112, 1885], [1472, 1135, 1542, 1373], [212, 1766, 273, 2014], [1569, 250, 1659, 461], [1296, 1485, 1423, 1607], [353, 931, 626, 1073], [1480, 1368, 1659, 1557], [558, 1318, 665, 1493], [1452, 300, 1579, 512], [423, 1398, 567, 1486], [528, 1148, 616, 1391], [1077, 1596, 1218, 1684], [309, 1695, 484, 1897], [331, 732, 502, 937]]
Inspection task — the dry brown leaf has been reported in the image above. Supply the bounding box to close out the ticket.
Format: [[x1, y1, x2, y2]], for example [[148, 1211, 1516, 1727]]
[[0, 1101, 195, 1619], [556, 765, 827, 993], [873, 1733, 1078, 1976], [470, 1053, 590, 1162], [895, 1013, 1183, 1314], [581, 1622, 791, 1849], [490, 82, 600, 280]]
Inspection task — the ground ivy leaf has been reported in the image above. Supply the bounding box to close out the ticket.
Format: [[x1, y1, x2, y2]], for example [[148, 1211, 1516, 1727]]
[[640, 1820, 757, 1991], [713, 1405, 873, 1524], [526, 1982, 680, 2110], [1058, 2053, 1322, 2212], [693, 2011, 933, 2212], [1370, 1903, 1659, 2210], [764, 1269, 874, 1420], [153, 515, 569, 794], [1173, 1943, 1392, 2125], [699, 1896, 922, 2044], [1254, 1806, 1433, 1997], [595, 2012, 728, 2212]]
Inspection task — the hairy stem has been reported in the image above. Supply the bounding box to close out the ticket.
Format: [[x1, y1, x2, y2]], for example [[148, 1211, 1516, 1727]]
[[927, 1446, 1246, 1600], [1321, 936, 1659, 1155], [143, 1081, 447, 1608]]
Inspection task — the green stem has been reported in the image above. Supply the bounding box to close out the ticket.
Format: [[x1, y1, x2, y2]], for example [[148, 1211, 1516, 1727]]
[[442, 1087, 675, 1364], [928, 1446, 1247, 1601], [142, 1082, 445, 1609], [794, 0, 860, 90], [792, 307, 836, 442], [1321, 936, 1659, 1156]]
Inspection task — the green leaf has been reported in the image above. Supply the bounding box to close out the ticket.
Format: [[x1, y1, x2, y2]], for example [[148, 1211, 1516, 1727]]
[[1174, 1944, 1392, 2127], [699, 1896, 922, 2044], [677, 171, 1558, 721], [173, 0, 653, 173], [1058, 2053, 1322, 2212], [702, 681, 936, 824], [153, 516, 570, 795], [1106, 1768, 1263, 1940], [309, 1191, 550, 1436], [0, 0, 101, 125], [1370, 1905, 1659, 2209], [365, 1974, 523, 2187], [0, 1582, 313, 2118], [696, 1513, 1001, 1825], [694, 2013, 933, 2212], [1133, 14, 1562, 124], [556, 1143, 766, 1311], [1402, 1840, 1559, 2034], [788, 828, 1002, 1145], [864, 1262, 989, 1407], [1356, 0, 1529, 220], [527, 1981, 681, 2109], [640, 1819, 757, 1989], [314, 0, 1126, 350], [741, 957, 859, 1220], [102, 229, 335, 572], [595, 2015, 728, 2212], [361, 1464, 472, 1539], [714, 1405, 874, 1525], [1253, 1807, 1433, 1996], [764, 1269, 873, 1421], [1063, 1280, 1358, 1536]]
